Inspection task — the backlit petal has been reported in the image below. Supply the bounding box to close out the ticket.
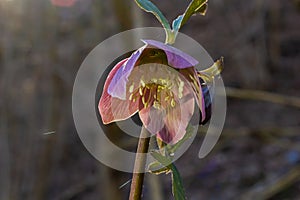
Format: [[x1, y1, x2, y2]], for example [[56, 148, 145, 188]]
[[139, 107, 165, 136], [108, 46, 146, 100], [138, 75, 196, 144], [99, 58, 140, 124], [157, 95, 195, 144], [179, 67, 206, 122]]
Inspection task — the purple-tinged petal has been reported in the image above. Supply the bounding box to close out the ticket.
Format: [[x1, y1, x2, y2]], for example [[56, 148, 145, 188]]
[[99, 58, 140, 124], [142, 39, 199, 69], [199, 78, 211, 125], [108, 45, 146, 100]]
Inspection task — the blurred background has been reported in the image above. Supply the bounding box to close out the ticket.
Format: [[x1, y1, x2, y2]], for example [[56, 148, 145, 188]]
[[1, 0, 300, 199]]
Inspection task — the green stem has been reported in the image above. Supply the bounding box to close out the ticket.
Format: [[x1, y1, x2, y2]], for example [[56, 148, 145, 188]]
[[165, 29, 176, 44], [129, 127, 151, 200], [133, 0, 175, 44]]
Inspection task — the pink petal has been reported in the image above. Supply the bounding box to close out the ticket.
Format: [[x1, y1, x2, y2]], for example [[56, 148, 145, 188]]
[[179, 67, 206, 122], [139, 89, 195, 144], [139, 107, 165, 135], [98, 58, 140, 124], [157, 91, 195, 144]]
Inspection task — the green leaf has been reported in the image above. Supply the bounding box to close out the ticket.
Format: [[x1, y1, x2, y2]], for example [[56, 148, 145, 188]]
[[181, 0, 208, 26], [172, 0, 208, 32], [148, 161, 171, 175], [151, 152, 186, 199], [199, 57, 224, 83], [151, 151, 172, 167], [195, 2, 207, 14], [134, 0, 171, 31], [170, 164, 187, 200]]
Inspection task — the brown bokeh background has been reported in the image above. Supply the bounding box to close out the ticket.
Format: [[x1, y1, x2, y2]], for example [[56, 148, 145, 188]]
[[1, 0, 300, 199]]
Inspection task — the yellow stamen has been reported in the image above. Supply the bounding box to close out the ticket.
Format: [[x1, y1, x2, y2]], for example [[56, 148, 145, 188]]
[[171, 98, 176, 107], [129, 83, 134, 93], [188, 74, 194, 81], [153, 101, 161, 109], [165, 79, 173, 89], [140, 79, 145, 87], [157, 85, 166, 93], [152, 78, 157, 83], [142, 96, 146, 105], [178, 79, 184, 99], [159, 78, 167, 85], [165, 96, 170, 101], [139, 87, 143, 96], [178, 91, 183, 99], [129, 93, 133, 101]]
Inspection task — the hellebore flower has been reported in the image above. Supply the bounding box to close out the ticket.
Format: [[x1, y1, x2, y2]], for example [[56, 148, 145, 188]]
[[99, 40, 222, 144]]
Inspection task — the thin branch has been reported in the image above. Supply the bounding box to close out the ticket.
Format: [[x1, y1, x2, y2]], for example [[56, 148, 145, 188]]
[[226, 87, 300, 108]]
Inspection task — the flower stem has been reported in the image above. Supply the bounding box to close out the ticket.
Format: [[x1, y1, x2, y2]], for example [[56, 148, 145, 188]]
[[129, 127, 151, 200]]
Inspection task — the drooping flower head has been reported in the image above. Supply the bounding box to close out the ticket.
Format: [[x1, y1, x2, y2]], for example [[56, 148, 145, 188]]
[[99, 40, 222, 144]]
